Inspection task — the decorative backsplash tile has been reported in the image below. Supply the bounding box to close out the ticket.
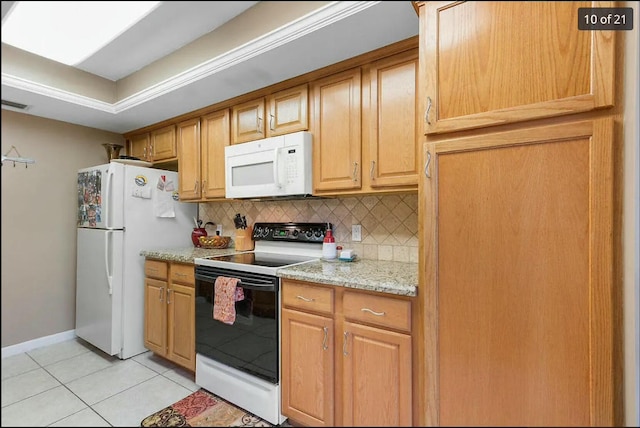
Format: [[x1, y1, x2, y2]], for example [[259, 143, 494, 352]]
[[199, 193, 418, 263]]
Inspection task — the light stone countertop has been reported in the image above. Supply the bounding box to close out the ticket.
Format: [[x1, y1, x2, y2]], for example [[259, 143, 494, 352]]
[[140, 248, 418, 297], [277, 258, 418, 297], [140, 246, 239, 264]]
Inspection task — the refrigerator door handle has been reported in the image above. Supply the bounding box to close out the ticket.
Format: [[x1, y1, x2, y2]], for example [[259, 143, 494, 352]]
[[105, 165, 114, 229], [105, 230, 113, 295]]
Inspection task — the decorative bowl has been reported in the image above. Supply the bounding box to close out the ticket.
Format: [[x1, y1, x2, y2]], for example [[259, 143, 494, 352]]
[[199, 235, 231, 249]]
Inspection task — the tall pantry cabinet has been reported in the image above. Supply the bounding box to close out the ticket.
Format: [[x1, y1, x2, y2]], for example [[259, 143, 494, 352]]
[[415, 1, 619, 426]]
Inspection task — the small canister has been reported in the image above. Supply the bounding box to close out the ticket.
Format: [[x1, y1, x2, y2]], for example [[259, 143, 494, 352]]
[[191, 227, 207, 247]]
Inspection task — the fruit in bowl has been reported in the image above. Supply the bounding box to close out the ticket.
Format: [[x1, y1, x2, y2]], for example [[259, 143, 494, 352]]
[[199, 235, 231, 249]]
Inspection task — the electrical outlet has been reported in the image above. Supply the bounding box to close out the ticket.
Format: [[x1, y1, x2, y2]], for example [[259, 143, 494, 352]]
[[216, 225, 223, 236], [352, 224, 362, 242]]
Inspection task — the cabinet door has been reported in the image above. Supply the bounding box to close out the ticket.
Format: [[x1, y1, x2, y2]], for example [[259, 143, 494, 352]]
[[201, 109, 230, 199], [167, 282, 195, 371], [368, 50, 419, 188], [281, 308, 334, 427], [177, 118, 201, 200], [341, 321, 412, 427], [421, 118, 614, 426], [311, 68, 362, 192], [420, 1, 615, 134], [144, 277, 167, 356], [151, 125, 177, 161], [267, 84, 308, 137], [231, 98, 265, 144], [129, 133, 150, 161]]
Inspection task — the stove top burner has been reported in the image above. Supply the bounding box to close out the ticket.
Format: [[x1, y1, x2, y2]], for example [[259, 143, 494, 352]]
[[207, 252, 319, 269], [195, 222, 330, 276]]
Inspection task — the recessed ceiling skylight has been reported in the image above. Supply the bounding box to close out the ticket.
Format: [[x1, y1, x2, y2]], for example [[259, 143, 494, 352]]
[[1, 1, 160, 66]]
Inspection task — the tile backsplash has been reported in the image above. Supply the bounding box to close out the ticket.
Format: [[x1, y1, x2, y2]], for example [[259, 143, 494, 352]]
[[199, 193, 418, 263]]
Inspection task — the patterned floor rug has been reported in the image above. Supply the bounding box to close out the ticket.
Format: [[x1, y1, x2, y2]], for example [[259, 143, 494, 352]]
[[140, 388, 272, 427]]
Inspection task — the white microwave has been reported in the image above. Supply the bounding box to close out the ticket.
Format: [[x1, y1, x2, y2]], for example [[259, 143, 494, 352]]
[[225, 131, 313, 199]]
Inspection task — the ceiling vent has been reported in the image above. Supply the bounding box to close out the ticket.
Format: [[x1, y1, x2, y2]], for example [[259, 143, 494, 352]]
[[1, 99, 29, 110]]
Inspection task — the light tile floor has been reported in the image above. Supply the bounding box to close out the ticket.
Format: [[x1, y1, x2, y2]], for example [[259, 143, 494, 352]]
[[1, 338, 200, 427]]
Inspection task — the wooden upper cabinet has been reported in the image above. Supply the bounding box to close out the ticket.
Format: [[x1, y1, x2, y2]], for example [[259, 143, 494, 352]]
[[266, 84, 309, 137], [151, 125, 177, 161], [128, 133, 150, 161], [231, 98, 265, 144], [420, 1, 615, 134], [368, 50, 419, 188], [176, 118, 201, 200], [311, 67, 362, 192], [201, 109, 230, 199]]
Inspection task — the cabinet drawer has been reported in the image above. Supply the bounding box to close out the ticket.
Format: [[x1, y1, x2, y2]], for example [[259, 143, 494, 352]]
[[145, 260, 168, 280], [282, 280, 334, 315], [170, 263, 195, 286], [343, 291, 411, 333]]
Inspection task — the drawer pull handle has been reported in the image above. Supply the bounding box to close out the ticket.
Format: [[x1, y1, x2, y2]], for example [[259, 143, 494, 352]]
[[322, 326, 329, 351], [296, 295, 315, 302], [166, 289, 171, 304], [361, 307, 385, 316], [175, 272, 187, 277], [159, 287, 164, 302]]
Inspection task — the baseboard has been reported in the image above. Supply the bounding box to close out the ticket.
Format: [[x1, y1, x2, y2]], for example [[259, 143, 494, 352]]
[[1, 329, 76, 359]]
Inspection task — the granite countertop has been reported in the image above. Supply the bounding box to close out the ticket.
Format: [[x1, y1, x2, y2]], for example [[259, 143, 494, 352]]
[[277, 258, 418, 297], [140, 247, 238, 264], [141, 248, 418, 297]]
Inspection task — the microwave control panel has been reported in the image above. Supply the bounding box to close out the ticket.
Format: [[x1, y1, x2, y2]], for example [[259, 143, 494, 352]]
[[285, 149, 298, 185]]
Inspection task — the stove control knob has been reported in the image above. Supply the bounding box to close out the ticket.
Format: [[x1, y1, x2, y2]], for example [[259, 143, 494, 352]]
[[305, 230, 313, 239], [314, 229, 323, 239], [292, 230, 299, 238], [254, 226, 262, 238], [262, 227, 271, 238]]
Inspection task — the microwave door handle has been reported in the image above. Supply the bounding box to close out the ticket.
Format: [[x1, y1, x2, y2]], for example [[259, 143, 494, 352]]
[[273, 147, 281, 188]]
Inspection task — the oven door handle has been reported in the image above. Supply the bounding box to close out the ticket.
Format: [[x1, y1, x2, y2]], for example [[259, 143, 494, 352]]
[[235, 280, 276, 292], [195, 273, 276, 292]]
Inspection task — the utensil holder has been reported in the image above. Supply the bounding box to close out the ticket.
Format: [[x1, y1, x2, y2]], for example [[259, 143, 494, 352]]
[[235, 227, 254, 251]]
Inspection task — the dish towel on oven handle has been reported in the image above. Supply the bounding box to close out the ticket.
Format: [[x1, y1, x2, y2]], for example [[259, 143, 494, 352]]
[[213, 276, 245, 325]]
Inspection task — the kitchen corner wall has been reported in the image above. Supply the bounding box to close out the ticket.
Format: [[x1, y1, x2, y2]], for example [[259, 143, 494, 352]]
[[1, 109, 125, 348], [200, 193, 419, 263]]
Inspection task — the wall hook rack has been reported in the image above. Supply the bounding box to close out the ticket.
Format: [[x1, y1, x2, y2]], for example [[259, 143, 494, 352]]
[[1, 145, 36, 168]]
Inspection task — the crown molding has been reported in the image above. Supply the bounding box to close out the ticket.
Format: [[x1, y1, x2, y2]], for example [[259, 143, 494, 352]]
[[2, 1, 380, 116]]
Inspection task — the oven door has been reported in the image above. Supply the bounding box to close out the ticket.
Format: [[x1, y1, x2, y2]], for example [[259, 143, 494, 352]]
[[194, 265, 279, 384]]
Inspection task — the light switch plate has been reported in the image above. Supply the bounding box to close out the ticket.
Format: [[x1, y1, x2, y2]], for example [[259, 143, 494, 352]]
[[352, 224, 362, 242]]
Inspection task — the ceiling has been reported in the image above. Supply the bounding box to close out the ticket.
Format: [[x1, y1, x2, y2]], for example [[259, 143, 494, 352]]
[[1, 1, 419, 134]]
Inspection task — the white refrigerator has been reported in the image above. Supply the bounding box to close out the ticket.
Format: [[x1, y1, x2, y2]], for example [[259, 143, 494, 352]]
[[75, 161, 196, 359]]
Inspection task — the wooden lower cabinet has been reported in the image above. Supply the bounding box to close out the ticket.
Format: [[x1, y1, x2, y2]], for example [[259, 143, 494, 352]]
[[421, 118, 615, 426], [144, 260, 196, 371], [281, 308, 335, 426], [281, 279, 412, 426]]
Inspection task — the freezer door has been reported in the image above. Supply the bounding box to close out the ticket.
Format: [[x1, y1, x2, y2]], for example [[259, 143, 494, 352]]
[[75, 228, 123, 356], [77, 163, 124, 229]]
